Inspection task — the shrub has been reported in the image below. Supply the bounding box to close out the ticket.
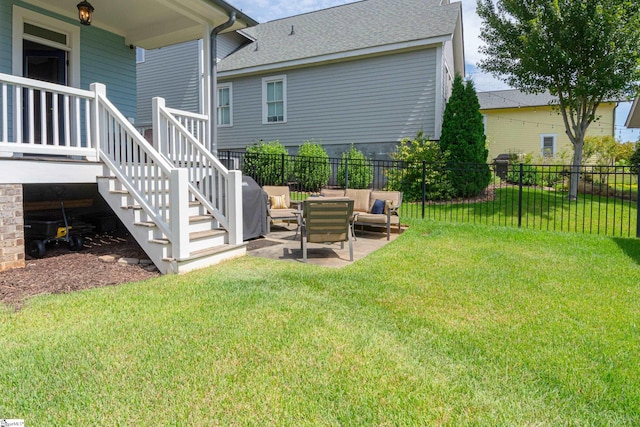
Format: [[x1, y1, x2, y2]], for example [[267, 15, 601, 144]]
[[243, 140, 290, 186], [337, 144, 373, 189], [292, 140, 330, 192], [386, 130, 454, 202]]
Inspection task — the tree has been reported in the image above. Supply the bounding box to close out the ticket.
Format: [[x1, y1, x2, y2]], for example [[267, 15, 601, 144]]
[[439, 75, 491, 198], [476, 0, 640, 199]]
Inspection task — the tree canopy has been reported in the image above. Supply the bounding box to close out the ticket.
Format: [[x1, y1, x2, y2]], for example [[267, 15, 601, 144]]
[[476, 0, 640, 198]]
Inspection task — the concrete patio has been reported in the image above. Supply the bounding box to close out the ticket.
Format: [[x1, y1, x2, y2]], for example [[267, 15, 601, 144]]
[[245, 222, 402, 268]]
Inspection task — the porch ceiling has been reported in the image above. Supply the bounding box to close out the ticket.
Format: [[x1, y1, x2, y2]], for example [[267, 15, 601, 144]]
[[23, 0, 257, 49]]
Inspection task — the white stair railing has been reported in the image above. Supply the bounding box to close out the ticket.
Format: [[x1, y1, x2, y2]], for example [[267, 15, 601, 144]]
[[0, 72, 97, 160], [152, 97, 242, 244], [94, 84, 190, 260]]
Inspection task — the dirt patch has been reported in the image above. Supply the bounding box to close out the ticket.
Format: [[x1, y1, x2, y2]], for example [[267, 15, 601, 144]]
[[0, 233, 160, 310]]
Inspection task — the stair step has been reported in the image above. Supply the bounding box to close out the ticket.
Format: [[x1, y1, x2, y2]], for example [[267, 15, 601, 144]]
[[122, 201, 201, 210], [149, 229, 225, 245], [164, 243, 246, 263]]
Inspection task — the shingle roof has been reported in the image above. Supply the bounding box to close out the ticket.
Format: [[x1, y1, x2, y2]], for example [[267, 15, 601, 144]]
[[477, 90, 558, 110], [218, 0, 461, 73]]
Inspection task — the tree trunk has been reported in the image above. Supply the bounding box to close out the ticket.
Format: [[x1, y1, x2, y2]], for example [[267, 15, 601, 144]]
[[569, 141, 584, 200]]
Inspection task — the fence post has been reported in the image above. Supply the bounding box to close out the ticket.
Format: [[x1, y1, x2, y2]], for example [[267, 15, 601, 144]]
[[422, 160, 426, 219], [281, 153, 286, 186], [344, 157, 349, 190], [518, 163, 523, 228], [636, 164, 640, 238]]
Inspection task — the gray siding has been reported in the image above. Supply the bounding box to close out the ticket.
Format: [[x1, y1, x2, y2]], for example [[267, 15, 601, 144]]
[[217, 32, 248, 60], [137, 40, 200, 126], [0, 1, 11, 74], [218, 48, 438, 156]]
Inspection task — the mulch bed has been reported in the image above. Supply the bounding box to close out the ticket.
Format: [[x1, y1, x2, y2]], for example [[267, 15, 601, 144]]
[[0, 233, 161, 310]]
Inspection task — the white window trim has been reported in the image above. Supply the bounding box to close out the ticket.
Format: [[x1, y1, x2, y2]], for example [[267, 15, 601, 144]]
[[540, 134, 557, 157], [262, 75, 287, 124], [12, 6, 81, 88], [217, 82, 233, 127]]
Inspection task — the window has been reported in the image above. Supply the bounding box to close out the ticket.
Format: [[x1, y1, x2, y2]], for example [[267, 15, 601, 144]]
[[217, 83, 232, 126], [136, 47, 145, 64], [262, 75, 287, 124], [540, 134, 557, 158]]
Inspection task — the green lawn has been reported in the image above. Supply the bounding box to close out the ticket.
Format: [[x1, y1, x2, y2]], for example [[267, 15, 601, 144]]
[[1, 221, 639, 425]]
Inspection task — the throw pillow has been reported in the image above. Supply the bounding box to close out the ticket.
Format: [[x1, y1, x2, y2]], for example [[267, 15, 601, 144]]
[[371, 199, 385, 214], [269, 194, 288, 209]]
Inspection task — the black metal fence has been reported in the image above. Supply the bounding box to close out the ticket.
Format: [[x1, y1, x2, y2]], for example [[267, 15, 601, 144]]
[[220, 150, 640, 238]]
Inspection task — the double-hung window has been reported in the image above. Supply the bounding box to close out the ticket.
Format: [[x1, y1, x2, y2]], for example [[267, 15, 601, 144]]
[[217, 83, 232, 127], [540, 134, 556, 158], [262, 75, 287, 124]]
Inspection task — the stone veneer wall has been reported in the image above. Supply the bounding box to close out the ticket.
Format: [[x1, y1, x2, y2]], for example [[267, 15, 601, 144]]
[[0, 184, 25, 271]]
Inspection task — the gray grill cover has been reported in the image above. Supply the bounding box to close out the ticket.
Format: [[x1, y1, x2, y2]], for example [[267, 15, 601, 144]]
[[242, 176, 269, 240]]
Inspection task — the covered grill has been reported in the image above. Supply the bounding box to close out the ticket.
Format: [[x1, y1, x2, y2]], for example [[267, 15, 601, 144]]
[[241, 176, 269, 240]]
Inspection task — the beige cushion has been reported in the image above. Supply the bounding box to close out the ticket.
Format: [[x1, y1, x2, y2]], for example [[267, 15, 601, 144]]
[[269, 194, 288, 209], [355, 213, 400, 225], [320, 188, 346, 198], [345, 189, 371, 213], [263, 185, 290, 208]]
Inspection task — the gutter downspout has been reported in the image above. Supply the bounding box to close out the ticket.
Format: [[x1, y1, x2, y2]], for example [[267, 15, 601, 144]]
[[209, 12, 236, 154]]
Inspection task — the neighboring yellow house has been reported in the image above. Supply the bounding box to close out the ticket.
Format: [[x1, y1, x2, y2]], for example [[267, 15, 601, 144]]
[[478, 90, 617, 161]]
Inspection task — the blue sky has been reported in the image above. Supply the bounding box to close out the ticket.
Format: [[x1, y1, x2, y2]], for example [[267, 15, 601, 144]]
[[230, 0, 639, 142]]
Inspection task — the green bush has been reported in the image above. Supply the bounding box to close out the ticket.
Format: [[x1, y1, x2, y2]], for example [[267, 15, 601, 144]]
[[243, 140, 290, 186], [337, 144, 373, 189], [292, 140, 330, 192], [386, 131, 454, 202]]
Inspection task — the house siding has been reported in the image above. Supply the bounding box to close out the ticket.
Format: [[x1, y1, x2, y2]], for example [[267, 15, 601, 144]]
[[217, 32, 248, 60], [0, 1, 11, 74], [218, 48, 438, 158], [483, 103, 617, 160], [137, 40, 200, 126], [81, 26, 136, 120]]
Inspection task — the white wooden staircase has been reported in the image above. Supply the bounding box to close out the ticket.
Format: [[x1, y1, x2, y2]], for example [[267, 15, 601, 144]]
[[0, 74, 245, 274]]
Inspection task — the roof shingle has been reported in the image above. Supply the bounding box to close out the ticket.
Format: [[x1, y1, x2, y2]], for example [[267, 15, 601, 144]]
[[219, 0, 461, 73]]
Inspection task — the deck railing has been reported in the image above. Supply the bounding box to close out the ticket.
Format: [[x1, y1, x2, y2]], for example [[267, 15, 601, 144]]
[[0, 72, 97, 159], [153, 97, 242, 244], [94, 84, 190, 259]]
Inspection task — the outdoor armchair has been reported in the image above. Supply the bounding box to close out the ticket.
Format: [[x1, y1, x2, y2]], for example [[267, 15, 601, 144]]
[[301, 199, 354, 262]]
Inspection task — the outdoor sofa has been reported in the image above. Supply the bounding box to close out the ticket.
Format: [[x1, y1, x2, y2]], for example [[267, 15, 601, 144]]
[[320, 188, 402, 240]]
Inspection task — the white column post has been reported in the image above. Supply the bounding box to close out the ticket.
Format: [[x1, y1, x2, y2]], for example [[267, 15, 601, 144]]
[[152, 97, 165, 155], [201, 26, 213, 152], [226, 170, 243, 244], [170, 168, 190, 260], [90, 83, 106, 162]]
